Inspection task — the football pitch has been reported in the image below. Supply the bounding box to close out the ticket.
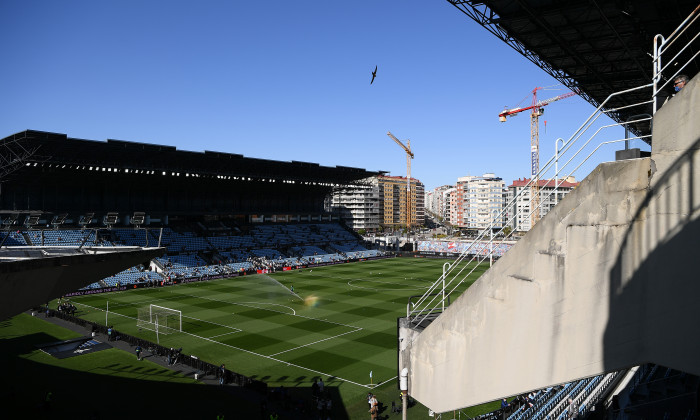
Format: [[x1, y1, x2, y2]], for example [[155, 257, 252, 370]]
[[69, 257, 486, 405]]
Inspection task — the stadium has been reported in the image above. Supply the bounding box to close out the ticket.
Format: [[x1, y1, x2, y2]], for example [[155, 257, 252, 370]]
[[2, 1, 700, 420]]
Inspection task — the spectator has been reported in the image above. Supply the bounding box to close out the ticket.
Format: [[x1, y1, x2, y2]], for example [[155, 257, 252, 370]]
[[567, 398, 579, 419], [317, 397, 324, 418], [312, 379, 319, 397], [219, 364, 226, 386], [673, 74, 689, 92], [369, 393, 378, 419], [664, 74, 690, 106]]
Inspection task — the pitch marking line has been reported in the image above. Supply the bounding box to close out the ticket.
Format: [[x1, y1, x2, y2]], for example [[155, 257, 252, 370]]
[[303, 271, 433, 287], [365, 376, 398, 389], [237, 301, 296, 315], [74, 302, 376, 389], [206, 331, 241, 339], [347, 279, 431, 291], [73, 301, 242, 334], [267, 327, 363, 357], [182, 316, 243, 333], [161, 288, 359, 330]]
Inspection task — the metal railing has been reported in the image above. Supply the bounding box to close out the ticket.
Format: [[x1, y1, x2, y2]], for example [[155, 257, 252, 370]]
[[408, 5, 699, 325], [653, 4, 700, 113]]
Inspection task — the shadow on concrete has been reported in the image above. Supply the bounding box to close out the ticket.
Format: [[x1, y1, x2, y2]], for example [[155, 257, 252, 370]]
[[604, 137, 700, 414]]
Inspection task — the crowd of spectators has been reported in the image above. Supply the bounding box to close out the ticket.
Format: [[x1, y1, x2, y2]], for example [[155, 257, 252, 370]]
[[56, 300, 77, 315]]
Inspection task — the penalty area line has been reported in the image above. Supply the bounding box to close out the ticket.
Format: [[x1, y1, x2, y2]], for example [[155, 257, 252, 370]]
[[73, 301, 374, 389], [268, 327, 363, 357], [206, 331, 241, 339], [161, 288, 359, 330], [366, 375, 398, 389]]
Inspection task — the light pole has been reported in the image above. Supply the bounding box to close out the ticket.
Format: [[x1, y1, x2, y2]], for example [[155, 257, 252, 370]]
[[490, 210, 498, 267], [554, 138, 565, 206], [400, 368, 408, 420], [442, 262, 451, 312]]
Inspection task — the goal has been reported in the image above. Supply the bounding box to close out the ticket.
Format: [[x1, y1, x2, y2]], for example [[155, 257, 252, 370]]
[[137, 304, 182, 335]]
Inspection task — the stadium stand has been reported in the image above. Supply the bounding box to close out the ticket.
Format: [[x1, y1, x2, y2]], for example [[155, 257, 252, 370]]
[[1, 231, 28, 246], [472, 364, 698, 420], [610, 364, 699, 419], [1, 222, 383, 290]]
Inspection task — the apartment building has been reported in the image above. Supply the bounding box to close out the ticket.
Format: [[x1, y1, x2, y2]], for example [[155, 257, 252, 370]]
[[505, 177, 579, 232], [375, 175, 425, 229], [326, 179, 380, 231]]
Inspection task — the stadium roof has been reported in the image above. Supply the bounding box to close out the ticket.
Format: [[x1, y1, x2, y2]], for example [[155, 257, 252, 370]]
[[447, 0, 700, 137], [1, 130, 384, 185]]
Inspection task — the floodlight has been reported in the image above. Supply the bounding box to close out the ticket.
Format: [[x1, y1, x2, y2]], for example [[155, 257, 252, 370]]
[[79, 212, 95, 229], [103, 212, 119, 228], [51, 213, 68, 229], [130, 212, 146, 228], [2, 213, 19, 229], [24, 213, 41, 229]]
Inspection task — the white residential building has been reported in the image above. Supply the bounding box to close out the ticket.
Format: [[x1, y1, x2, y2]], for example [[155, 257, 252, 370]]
[[326, 179, 380, 231], [459, 174, 506, 231], [425, 185, 454, 220], [505, 177, 579, 232]]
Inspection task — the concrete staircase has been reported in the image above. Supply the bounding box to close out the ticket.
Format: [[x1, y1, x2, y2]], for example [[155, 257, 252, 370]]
[[399, 77, 700, 413]]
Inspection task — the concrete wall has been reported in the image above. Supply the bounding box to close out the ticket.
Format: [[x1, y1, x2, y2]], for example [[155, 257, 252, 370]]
[[400, 77, 700, 413], [0, 247, 165, 319]]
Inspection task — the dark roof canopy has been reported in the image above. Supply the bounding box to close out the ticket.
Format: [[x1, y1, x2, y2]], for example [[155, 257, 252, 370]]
[[1, 130, 382, 185], [447, 0, 700, 136]]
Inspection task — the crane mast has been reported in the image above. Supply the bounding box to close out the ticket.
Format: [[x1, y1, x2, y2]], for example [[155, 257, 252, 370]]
[[387, 131, 414, 229], [530, 88, 543, 227], [499, 89, 575, 228]]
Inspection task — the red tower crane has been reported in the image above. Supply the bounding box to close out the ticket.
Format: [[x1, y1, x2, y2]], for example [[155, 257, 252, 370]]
[[499, 88, 575, 227]]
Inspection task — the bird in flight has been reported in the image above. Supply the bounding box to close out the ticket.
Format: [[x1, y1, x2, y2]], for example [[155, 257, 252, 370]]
[[370, 65, 377, 85]]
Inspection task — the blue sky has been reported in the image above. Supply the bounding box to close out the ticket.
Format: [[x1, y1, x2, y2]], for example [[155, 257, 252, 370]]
[[0, 0, 648, 191]]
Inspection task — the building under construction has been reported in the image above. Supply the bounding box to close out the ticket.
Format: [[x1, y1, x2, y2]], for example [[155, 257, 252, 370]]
[[326, 175, 425, 231], [376, 175, 425, 230]]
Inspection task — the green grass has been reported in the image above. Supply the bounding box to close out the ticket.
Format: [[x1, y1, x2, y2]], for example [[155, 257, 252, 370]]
[[0, 313, 260, 420], [26, 256, 497, 418]]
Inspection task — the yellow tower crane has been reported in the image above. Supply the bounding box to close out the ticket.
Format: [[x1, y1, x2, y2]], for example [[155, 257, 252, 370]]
[[387, 131, 414, 229]]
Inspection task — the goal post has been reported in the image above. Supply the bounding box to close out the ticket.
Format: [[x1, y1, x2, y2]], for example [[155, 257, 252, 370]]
[[137, 304, 182, 335]]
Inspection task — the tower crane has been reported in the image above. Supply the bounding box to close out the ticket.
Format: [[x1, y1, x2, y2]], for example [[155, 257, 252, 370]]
[[387, 131, 414, 229], [499, 88, 575, 227]]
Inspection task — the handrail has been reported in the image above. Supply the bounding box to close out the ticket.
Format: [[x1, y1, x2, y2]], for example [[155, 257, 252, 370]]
[[409, 87, 652, 324], [408, 6, 698, 325], [652, 4, 700, 112]]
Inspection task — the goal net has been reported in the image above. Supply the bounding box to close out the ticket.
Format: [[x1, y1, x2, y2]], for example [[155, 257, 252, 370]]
[[137, 304, 182, 335]]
